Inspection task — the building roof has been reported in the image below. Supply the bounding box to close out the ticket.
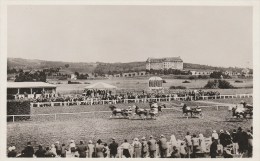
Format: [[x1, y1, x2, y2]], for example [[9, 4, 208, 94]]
[[146, 57, 183, 63], [149, 76, 163, 81], [7, 82, 57, 88], [84, 82, 117, 89]]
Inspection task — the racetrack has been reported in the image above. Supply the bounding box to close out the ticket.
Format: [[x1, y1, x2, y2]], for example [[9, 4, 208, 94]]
[[7, 99, 252, 153]]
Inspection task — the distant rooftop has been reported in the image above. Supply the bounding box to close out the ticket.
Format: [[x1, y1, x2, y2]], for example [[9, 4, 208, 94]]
[[7, 82, 56, 88], [146, 57, 183, 63]]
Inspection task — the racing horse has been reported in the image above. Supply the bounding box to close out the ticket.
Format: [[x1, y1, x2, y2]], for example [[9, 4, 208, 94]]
[[181, 103, 202, 118], [231, 102, 253, 119], [109, 105, 132, 118], [133, 103, 165, 120]]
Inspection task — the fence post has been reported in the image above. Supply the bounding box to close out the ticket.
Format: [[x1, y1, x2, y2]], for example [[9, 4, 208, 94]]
[[13, 115, 14, 122], [54, 114, 57, 121]]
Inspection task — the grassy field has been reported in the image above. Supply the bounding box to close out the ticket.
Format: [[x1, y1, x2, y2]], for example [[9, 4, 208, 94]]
[[8, 99, 253, 153], [49, 78, 253, 95]]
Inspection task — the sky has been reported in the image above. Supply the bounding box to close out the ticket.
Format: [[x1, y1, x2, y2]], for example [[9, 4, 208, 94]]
[[7, 5, 252, 68]]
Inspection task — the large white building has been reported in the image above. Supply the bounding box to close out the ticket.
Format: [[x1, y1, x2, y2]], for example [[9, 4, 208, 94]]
[[146, 57, 183, 70]]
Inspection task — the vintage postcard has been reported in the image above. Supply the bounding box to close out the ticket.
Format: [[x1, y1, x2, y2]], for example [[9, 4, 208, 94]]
[[0, 0, 259, 160]]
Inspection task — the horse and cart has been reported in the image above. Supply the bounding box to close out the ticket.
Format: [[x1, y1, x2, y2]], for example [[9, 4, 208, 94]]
[[109, 101, 165, 120], [181, 103, 203, 118], [226, 101, 253, 122]]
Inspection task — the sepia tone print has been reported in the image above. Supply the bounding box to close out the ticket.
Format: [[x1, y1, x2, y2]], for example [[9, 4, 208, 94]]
[[6, 4, 254, 159]]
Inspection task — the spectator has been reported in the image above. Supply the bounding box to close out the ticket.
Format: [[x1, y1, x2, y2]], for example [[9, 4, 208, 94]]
[[247, 130, 253, 157], [141, 137, 148, 158], [95, 139, 105, 158], [69, 140, 76, 157], [21, 142, 34, 157], [179, 142, 187, 158], [231, 129, 239, 154], [76, 140, 87, 158], [158, 134, 168, 158], [103, 143, 109, 158], [170, 146, 180, 158], [217, 140, 224, 156], [191, 134, 199, 158], [132, 138, 141, 158], [237, 127, 248, 154], [198, 133, 206, 154], [109, 138, 118, 158], [55, 141, 62, 157], [121, 139, 131, 158], [219, 130, 226, 147], [184, 132, 192, 158], [170, 134, 178, 154], [87, 140, 94, 158], [61, 143, 67, 158], [225, 131, 232, 147], [45, 147, 56, 157], [212, 130, 219, 140], [50, 144, 57, 156], [7, 146, 17, 158], [35, 145, 46, 158], [147, 135, 157, 158], [210, 138, 218, 158]]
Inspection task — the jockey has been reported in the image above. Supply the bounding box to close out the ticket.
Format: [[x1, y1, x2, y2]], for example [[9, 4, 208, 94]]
[[194, 106, 201, 112]]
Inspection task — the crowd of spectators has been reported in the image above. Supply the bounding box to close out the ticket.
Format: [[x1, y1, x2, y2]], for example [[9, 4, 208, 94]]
[[8, 126, 252, 158], [21, 89, 220, 105]]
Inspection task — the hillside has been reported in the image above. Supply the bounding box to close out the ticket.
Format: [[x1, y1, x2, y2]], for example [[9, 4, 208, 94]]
[[8, 57, 245, 74]]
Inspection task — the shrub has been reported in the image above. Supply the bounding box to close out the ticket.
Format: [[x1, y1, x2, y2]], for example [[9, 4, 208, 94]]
[[7, 100, 31, 122], [204, 79, 234, 89], [169, 86, 186, 89], [218, 80, 234, 89], [182, 80, 190, 83], [68, 81, 81, 84], [198, 75, 209, 79], [234, 80, 243, 83], [188, 76, 196, 80]]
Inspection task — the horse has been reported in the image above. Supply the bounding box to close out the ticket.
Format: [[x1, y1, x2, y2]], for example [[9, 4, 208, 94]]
[[133, 105, 149, 119], [132, 103, 164, 120], [150, 102, 165, 117], [181, 103, 202, 118], [231, 103, 253, 119], [109, 105, 132, 118]]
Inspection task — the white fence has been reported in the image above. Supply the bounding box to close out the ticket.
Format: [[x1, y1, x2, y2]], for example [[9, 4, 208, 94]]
[[30, 93, 253, 107]]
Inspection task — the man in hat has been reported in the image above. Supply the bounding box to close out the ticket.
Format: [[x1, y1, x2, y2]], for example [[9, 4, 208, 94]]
[[158, 135, 168, 158], [109, 137, 118, 158], [210, 138, 218, 158], [219, 129, 227, 147], [141, 137, 148, 158], [237, 127, 248, 154], [21, 142, 34, 157], [184, 132, 192, 158], [147, 135, 156, 158], [76, 140, 87, 158], [35, 144, 46, 157]]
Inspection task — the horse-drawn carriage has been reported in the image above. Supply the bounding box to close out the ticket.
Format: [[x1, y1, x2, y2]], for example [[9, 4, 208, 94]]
[[109, 101, 165, 120], [226, 101, 253, 122], [181, 103, 203, 118]]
